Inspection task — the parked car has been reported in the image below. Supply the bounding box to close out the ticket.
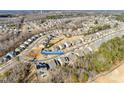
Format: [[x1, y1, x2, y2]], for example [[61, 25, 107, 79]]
[[36, 63, 50, 70]]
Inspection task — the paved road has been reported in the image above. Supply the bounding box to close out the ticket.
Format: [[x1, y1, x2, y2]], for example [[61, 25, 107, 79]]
[[40, 28, 124, 62], [0, 23, 63, 73], [0, 33, 49, 73], [0, 27, 124, 74]]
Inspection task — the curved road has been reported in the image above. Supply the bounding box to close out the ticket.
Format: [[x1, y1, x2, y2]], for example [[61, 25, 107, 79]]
[[0, 27, 124, 74]]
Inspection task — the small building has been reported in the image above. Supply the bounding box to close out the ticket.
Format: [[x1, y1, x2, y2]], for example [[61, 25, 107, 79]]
[[54, 46, 60, 51], [39, 33, 43, 36], [14, 48, 21, 55], [83, 47, 93, 55], [61, 44, 66, 49], [53, 59, 61, 66], [64, 41, 72, 47], [74, 49, 84, 57], [3, 51, 14, 62], [24, 41, 30, 46], [67, 52, 78, 64], [35, 34, 39, 38], [74, 39, 82, 45], [19, 44, 26, 51], [58, 45, 63, 50], [47, 35, 53, 40], [27, 39, 32, 43], [47, 60, 57, 69], [31, 36, 36, 41], [63, 56, 70, 64]]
